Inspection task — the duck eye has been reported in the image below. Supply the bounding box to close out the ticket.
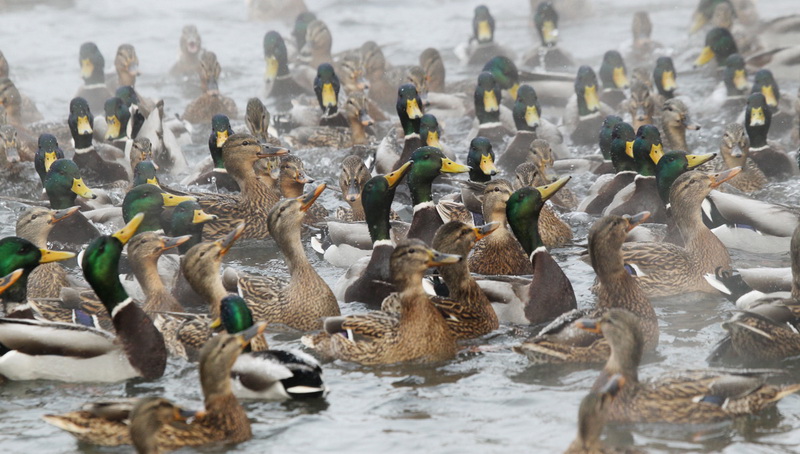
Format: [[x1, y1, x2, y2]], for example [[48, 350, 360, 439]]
[[242, 140, 250, 146]]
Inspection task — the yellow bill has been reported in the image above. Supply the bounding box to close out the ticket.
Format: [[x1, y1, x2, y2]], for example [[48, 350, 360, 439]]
[[406, 98, 422, 119], [384, 161, 412, 188], [661, 70, 676, 92], [425, 130, 441, 148], [583, 85, 599, 112], [39, 249, 76, 264], [649, 143, 663, 164], [71, 178, 96, 199], [216, 130, 229, 148], [760, 85, 777, 108], [749, 107, 765, 126], [77, 115, 93, 135], [613, 67, 628, 89], [114, 212, 144, 245], [483, 90, 499, 112], [535, 175, 570, 202], [477, 20, 492, 42], [321, 83, 337, 108], [685, 153, 715, 169], [80, 58, 94, 79], [479, 153, 497, 176], [105, 116, 121, 140], [440, 157, 470, 173], [525, 105, 540, 127], [162, 193, 196, 207], [694, 46, 714, 67], [265, 56, 279, 81], [193, 209, 218, 224]]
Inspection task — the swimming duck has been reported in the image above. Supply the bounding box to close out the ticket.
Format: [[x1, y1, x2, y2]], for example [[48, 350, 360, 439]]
[[42, 324, 262, 447], [564, 374, 627, 454], [263, 31, 309, 111], [375, 83, 424, 173], [563, 66, 612, 146], [0, 125, 25, 171], [314, 63, 347, 128], [598, 51, 629, 109], [75, 42, 113, 115], [170, 25, 204, 78], [406, 147, 470, 245], [702, 53, 748, 123], [0, 51, 42, 124], [446, 136, 497, 224], [127, 232, 190, 314], [183, 51, 238, 124], [652, 56, 677, 102], [103, 96, 132, 143], [68, 97, 130, 184], [116, 85, 150, 136], [745, 92, 796, 179], [296, 20, 333, 86], [659, 98, 700, 152], [514, 213, 657, 364], [469, 71, 508, 147], [165, 200, 218, 254], [619, 169, 739, 297], [716, 122, 766, 193], [277, 155, 328, 225], [625, 11, 663, 62], [284, 91, 374, 149], [132, 159, 159, 188], [122, 183, 195, 233], [130, 397, 199, 454], [478, 177, 577, 325], [335, 155, 372, 222], [15, 206, 79, 299], [245, 97, 282, 147], [33, 133, 64, 185], [420, 47, 445, 94], [196, 133, 288, 240], [358, 41, 397, 113], [106, 43, 140, 93], [303, 239, 459, 365], [577, 309, 800, 423], [513, 163, 575, 247], [455, 5, 515, 66], [578, 122, 639, 215], [43, 158, 102, 244], [0, 213, 167, 381], [694, 27, 739, 68], [0, 235, 74, 309], [522, 1, 575, 72], [624, 80, 655, 132], [181, 114, 239, 191], [217, 294, 326, 400], [750, 69, 794, 137], [598, 115, 623, 161]]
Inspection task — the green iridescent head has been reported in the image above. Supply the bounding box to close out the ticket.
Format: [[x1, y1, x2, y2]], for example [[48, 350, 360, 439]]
[[474, 71, 501, 124], [609, 121, 636, 172], [653, 57, 677, 99], [483, 56, 520, 100], [513, 85, 541, 131], [598, 116, 623, 160], [655, 151, 716, 203], [122, 184, 195, 232], [314, 63, 341, 116], [632, 125, 663, 176], [396, 83, 424, 136], [34, 133, 64, 185], [44, 158, 97, 209], [467, 137, 497, 183], [407, 146, 470, 206], [506, 176, 570, 254], [82, 214, 142, 311], [0, 236, 74, 302], [599, 51, 628, 90]]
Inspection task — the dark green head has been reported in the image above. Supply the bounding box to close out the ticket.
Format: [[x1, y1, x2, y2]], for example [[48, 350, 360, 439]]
[[655, 151, 716, 203], [363, 162, 411, 243], [751, 69, 780, 110], [632, 125, 663, 176], [534, 1, 559, 46], [44, 158, 96, 209], [599, 51, 628, 90], [219, 294, 254, 332], [133, 160, 159, 187], [293, 11, 317, 50], [396, 83, 424, 136], [123, 184, 165, 232], [474, 71, 501, 124], [506, 176, 570, 254], [745, 92, 771, 148], [407, 146, 470, 206], [695, 27, 738, 66], [314, 63, 341, 116], [467, 137, 497, 183], [575, 66, 600, 116], [609, 121, 636, 172], [653, 57, 676, 99], [68, 97, 94, 149], [0, 236, 73, 302], [263, 31, 290, 80], [483, 56, 520, 100], [513, 84, 541, 131], [473, 5, 495, 43], [79, 42, 105, 84], [419, 114, 441, 148], [115, 86, 139, 107], [208, 114, 233, 169], [723, 54, 747, 96], [599, 115, 623, 160], [104, 97, 130, 141], [169, 200, 217, 253], [34, 133, 65, 185]]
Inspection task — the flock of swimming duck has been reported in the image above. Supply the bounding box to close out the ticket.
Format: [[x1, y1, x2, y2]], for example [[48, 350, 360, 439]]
[[0, 0, 798, 452]]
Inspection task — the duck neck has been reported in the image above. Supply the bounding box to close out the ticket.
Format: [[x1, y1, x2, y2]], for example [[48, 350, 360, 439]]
[[399, 113, 420, 137], [45, 187, 77, 211], [746, 124, 768, 149], [408, 173, 434, 206], [275, 223, 315, 282], [662, 123, 687, 152], [280, 178, 304, 199], [348, 115, 368, 145], [349, 198, 366, 221], [600, 339, 640, 388], [365, 200, 391, 243], [130, 254, 166, 301], [512, 212, 543, 256], [72, 131, 94, 150], [439, 246, 484, 304]]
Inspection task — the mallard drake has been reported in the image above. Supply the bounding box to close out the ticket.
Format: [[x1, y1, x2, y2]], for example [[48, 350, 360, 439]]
[[455, 5, 515, 66], [454, 136, 497, 224], [598, 115, 623, 161], [0, 235, 74, 308], [598, 51, 629, 109], [375, 83, 424, 173], [116, 85, 149, 137], [68, 97, 130, 184], [122, 183, 195, 233], [15, 206, 79, 299], [75, 42, 113, 115], [33, 133, 64, 185], [216, 294, 326, 400], [181, 114, 239, 191], [564, 374, 626, 454], [522, 1, 575, 71], [629, 124, 663, 177], [750, 69, 794, 137], [183, 51, 238, 124], [513, 163, 575, 247], [619, 169, 739, 297], [284, 91, 374, 149], [169, 25, 204, 78], [478, 177, 577, 325], [341, 163, 412, 307], [515, 213, 657, 364], [314, 63, 347, 128], [624, 80, 654, 132], [694, 27, 738, 68], [132, 160, 159, 188], [225, 185, 340, 330], [406, 146, 470, 245], [652, 56, 677, 101], [716, 122, 766, 193], [659, 98, 700, 152], [577, 309, 800, 423], [745, 92, 797, 179], [563, 66, 613, 146], [469, 71, 509, 147], [303, 239, 459, 365], [335, 155, 372, 222], [263, 31, 309, 110], [0, 213, 167, 381], [103, 96, 132, 142], [43, 324, 263, 447], [196, 133, 288, 240], [277, 155, 327, 225], [166, 200, 218, 253], [43, 158, 101, 244], [703, 53, 748, 123], [578, 121, 638, 215]]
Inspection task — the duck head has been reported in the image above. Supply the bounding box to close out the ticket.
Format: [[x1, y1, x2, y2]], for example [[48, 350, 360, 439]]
[[263, 31, 290, 82], [483, 56, 520, 100], [599, 51, 629, 90], [0, 236, 74, 303], [34, 134, 65, 185], [467, 137, 497, 183], [694, 27, 738, 67], [122, 184, 195, 232], [472, 5, 495, 43], [513, 84, 541, 131], [722, 54, 747, 96], [79, 42, 105, 84], [655, 151, 717, 203], [314, 63, 341, 116], [609, 121, 636, 172], [209, 114, 234, 169], [474, 71, 501, 124], [506, 176, 570, 254], [168, 200, 217, 254], [363, 162, 411, 243], [396, 83, 424, 136], [631, 125, 663, 176], [575, 66, 600, 116], [44, 159, 96, 210], [653, 57, 676, 99], [407, 146, 469, 206], [104, 97, 130, 141], [598, 116, 624, 160], [534, 1, 559, 47]]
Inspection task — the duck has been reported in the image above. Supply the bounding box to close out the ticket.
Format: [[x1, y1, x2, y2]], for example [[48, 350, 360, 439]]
[[33, 133, 64, 186], [340, 163, 412, 307], [358, 41, 397, 113], [477, 177, 577, 325], [659, 98, 700, 152], [183, 51, 238, 124], [116, 85, 150, 136], [624, 80, 655, 131], [181, 114, 239, 191], [469, 71, 509, 147], [106, 43, 140, 93], [165, 200, 218, 253], [103, 96, 133, 144], [0, 213, 167, 381], [375, 83, 424, 174], [196, 134, 288, 240], [406, 146, 470, 246], [284, 91, 374, 149], [598, 51, 629, 109], [564, 374, 627, 454], [15, 206, 79, 299], [135, 100, 190, 175], [169, 24, 204, 78], [578, 121, 638, 215], [335, 155, 373, 222], [715, 122, 766, 193], [127, 232, 190, 314], [216, 294, 326, 400], [245, 97, 280, 146], [514, 213, 657, 364], [42, 324, 263, 447], [522, 1, 575, 72], [598, 115, 624, 162], [439, 136, 497, 225], [406, 65, 468, 121], [0, 125, 26, 170], [277, 155, 327, 225], [75, 42, 113, 115], [303, 239, 460, 365], [577, 309, 800, 423], [43, 158, 102, 245], [652, 56, 677, 102], [749, 69, 794, 137], [130, 397, 199, 454], [744, 92, 797, 179], [263, 31, 309, 111], [563, 65, 613, 146], [122, 183, 195, 233], [0, 235, 75, 309], [295, 20, 333, 88], [0, 50, 42, 124], [314, 63, 348, 128], [624, 10, 663, 62], [703, 53, 748, 123], [455, 5, 515, 66], [513, 163, 575, 247], [694, 27, 739, 69], [619, 169, 740, 297], [67, 97, 130, 184]]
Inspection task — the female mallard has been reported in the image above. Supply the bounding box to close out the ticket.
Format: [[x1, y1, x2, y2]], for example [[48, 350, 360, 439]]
[[68, 97, 130, 184], [183, 51, 238, 124], [303, 239, 459, 365], [478, 177, 577, 325], [15, 206, 79, 299], [217, 295, 326, 400], [169, 25, 203, 78], [659, 98, 700, 152], [43, 324, 263, 448], [515, 213, 657, 364], [577, 309, 800, 423], [0, 213, 167, 381], [625, 81, 654, 132], [716, 122, 766, 193], [75, 42, 113, 115], [744, 92, 797, 179], [130, 397, 199, 454], [245, 97, 281, 146], [196, 133, 288, 240], [564, 374, 626, 454], [277, 155, 327, 225], [563, 66, 613, 146], [335, 155, 372, 222], [522, 1, 575, 71], [108, 43, 140, 92], [619, 169, 739, 297], [225, 184, 340, 330], [598, 51, 629, 109], [127, 232, 190, 314]]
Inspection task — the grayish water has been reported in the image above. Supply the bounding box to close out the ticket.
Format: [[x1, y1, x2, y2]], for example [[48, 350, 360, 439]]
[[0, 0, 798, 452]]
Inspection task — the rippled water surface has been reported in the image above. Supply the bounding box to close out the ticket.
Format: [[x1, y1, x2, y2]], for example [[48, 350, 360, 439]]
[[0, 0, 798, 452]]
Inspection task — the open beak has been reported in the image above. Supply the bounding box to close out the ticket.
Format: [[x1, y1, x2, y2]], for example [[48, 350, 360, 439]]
[[71, 178, 97, 199], [686, 152, 716, 169], [623, 211, 650, 231], [385, 161, 412, 188], [440, 157, 470, 174], [50, 206, 80, 224], [473, 222, 499, 240], [535, 175, 570, 202], [192, 209, 218, 224], [575, 318, 602, 333], [479, 153, 497, 176], [0, 269, 23, 295], [39, 249, 76, 264], [216, 130, 229, 148], [256, 145, 290, 159], [613, 67, 629, 89], [749, 107, 765, 126], [709, 167, 741, 188], [236, 322, 268, 348], [162, 193, 196, 207], [113, 212, 144, 245], [583, 85, 599, 112], [661, 71, 676, 92], [694, 46, 714, 67], [406, 98, 422, 119], [426, 249, 462, 267], [483, 90, 499, 112], [300, 184, 326, 212], [218, 222, 245, 256]]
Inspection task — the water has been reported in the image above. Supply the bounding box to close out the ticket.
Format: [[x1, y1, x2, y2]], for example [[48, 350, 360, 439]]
[[0, 0, 798, 452]]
